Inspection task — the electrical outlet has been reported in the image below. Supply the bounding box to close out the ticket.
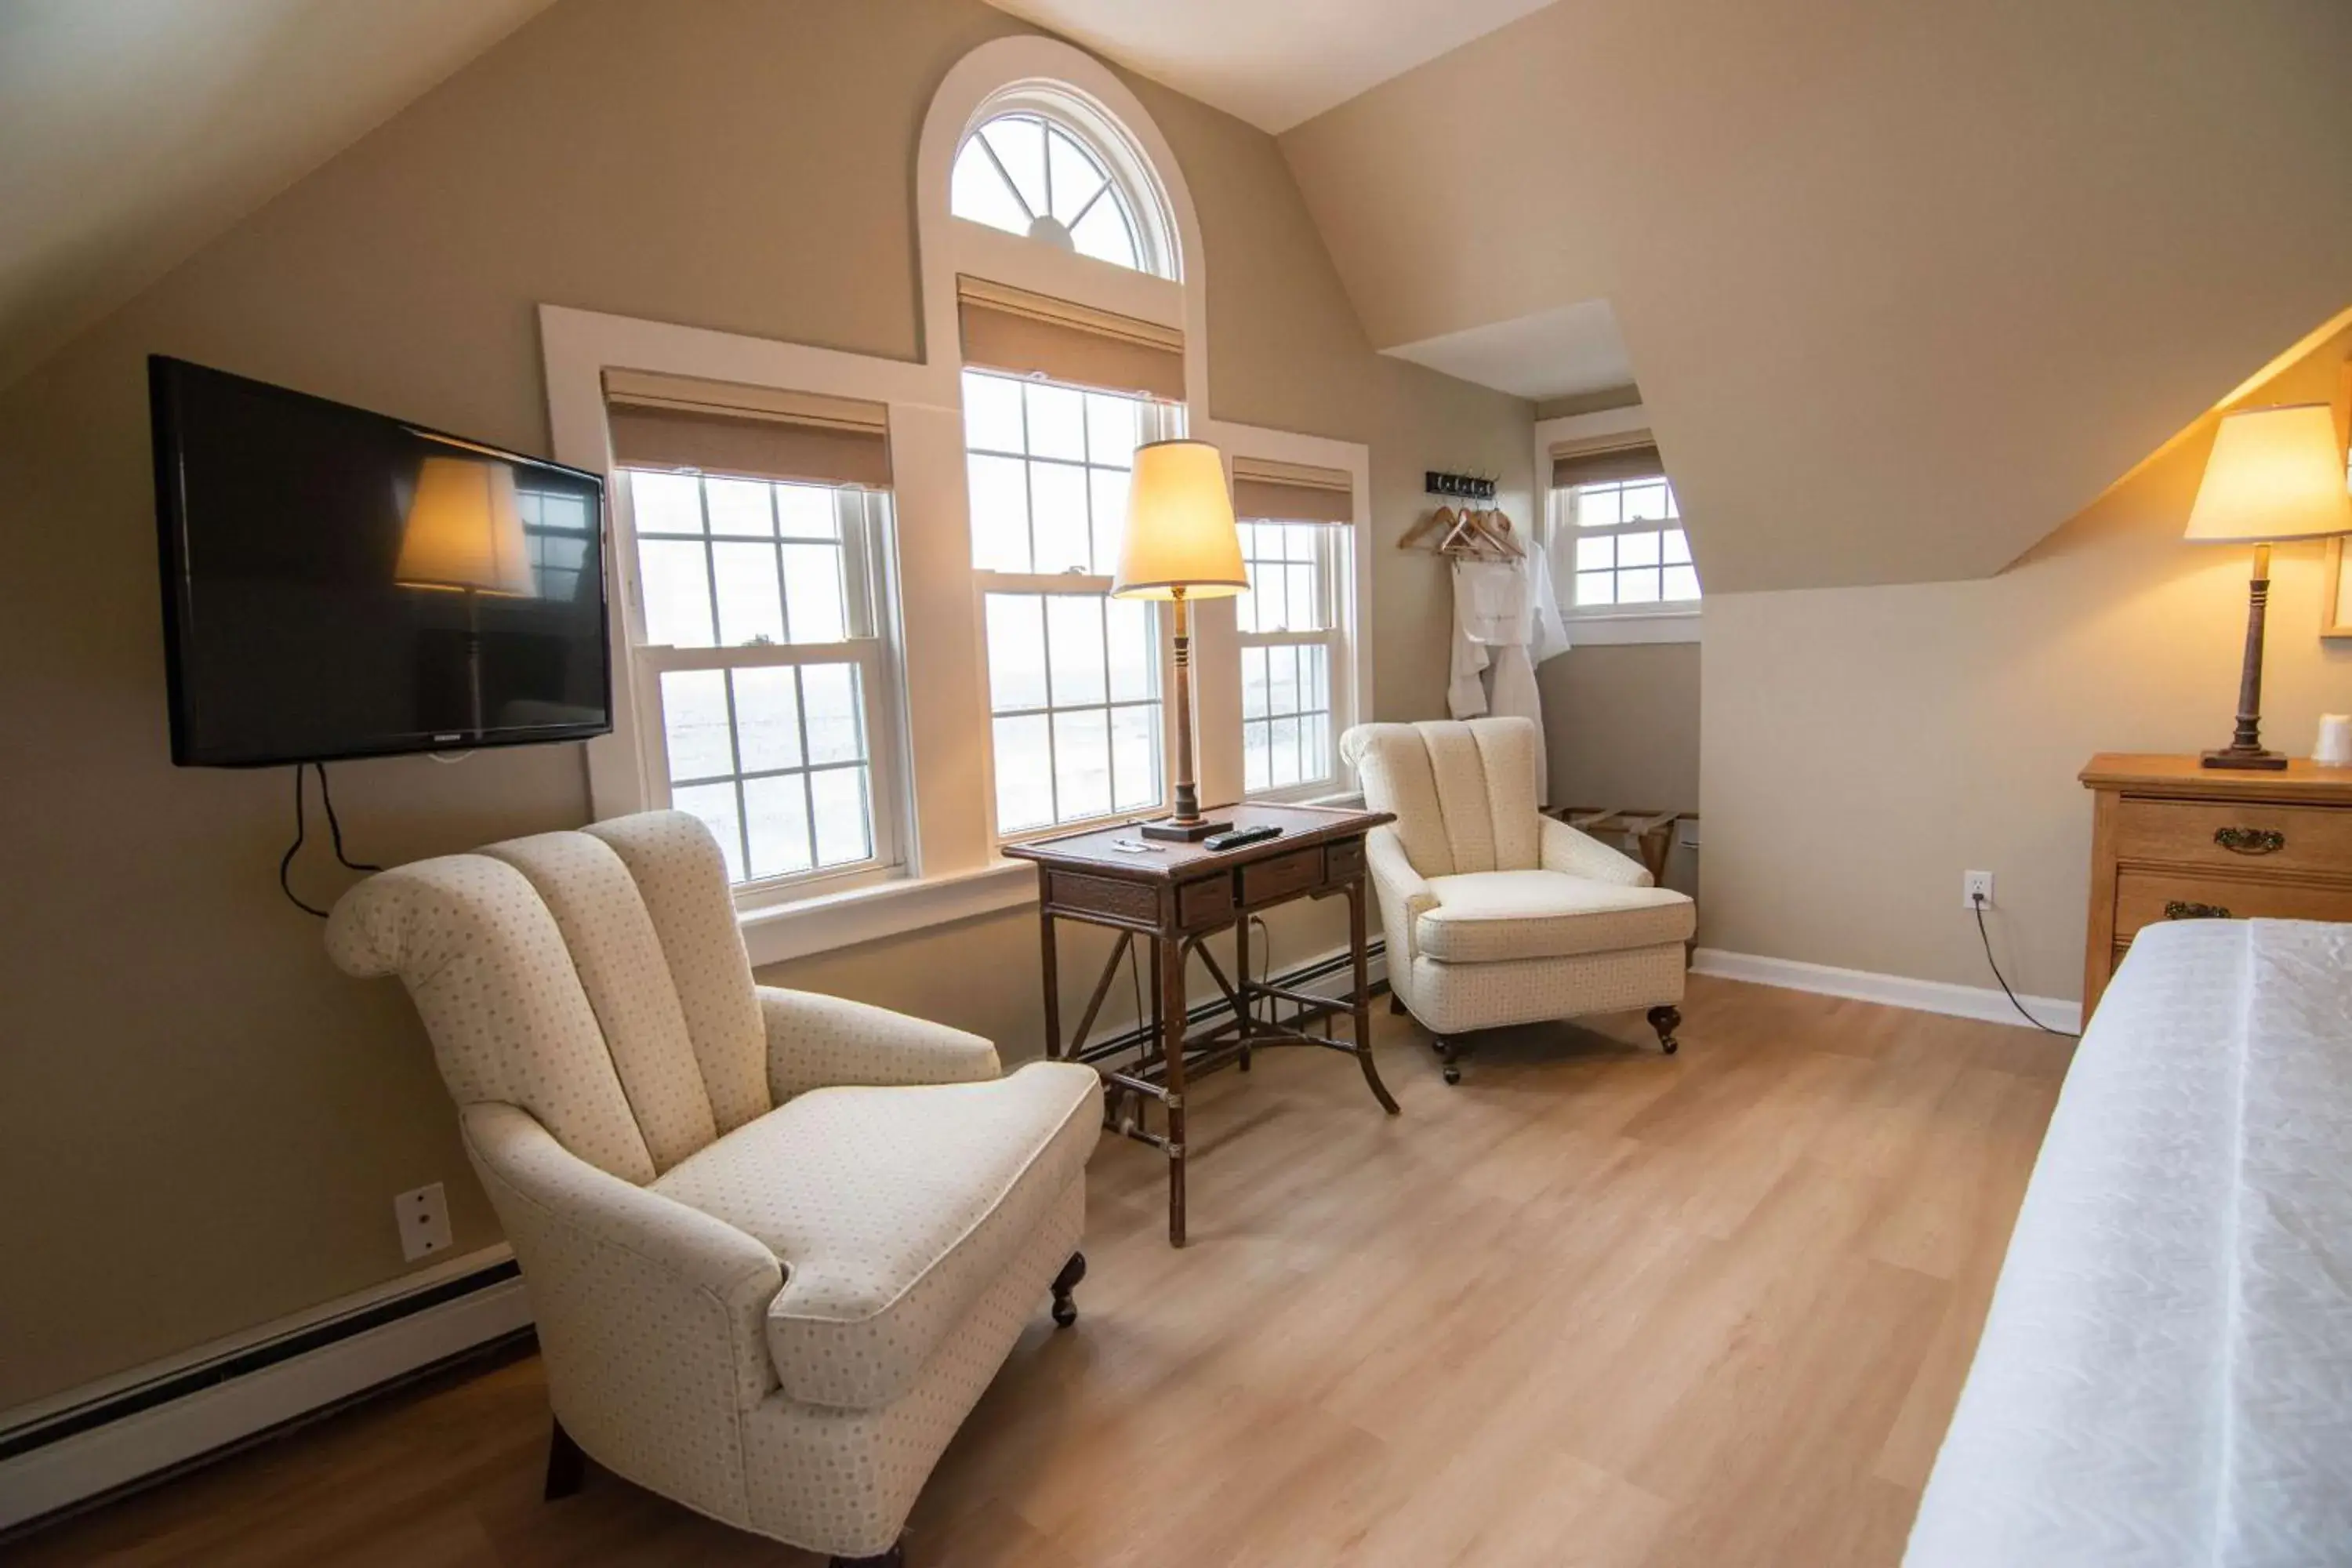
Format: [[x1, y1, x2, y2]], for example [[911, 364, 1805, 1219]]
[[1963, 870, 1995, 910], [395, 1182, 452, 1263]]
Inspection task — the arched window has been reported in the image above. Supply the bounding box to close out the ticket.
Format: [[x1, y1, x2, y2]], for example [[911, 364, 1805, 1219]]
[[949, 100, 1174, 278]]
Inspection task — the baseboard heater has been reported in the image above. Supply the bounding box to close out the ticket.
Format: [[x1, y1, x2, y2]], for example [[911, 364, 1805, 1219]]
[[0, 1252, 532, 1537], [0, 939, 1388, 1539]]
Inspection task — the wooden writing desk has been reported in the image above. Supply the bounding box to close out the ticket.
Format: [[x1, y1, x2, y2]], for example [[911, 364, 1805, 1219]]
[[1004, 801, 1397, 1246]]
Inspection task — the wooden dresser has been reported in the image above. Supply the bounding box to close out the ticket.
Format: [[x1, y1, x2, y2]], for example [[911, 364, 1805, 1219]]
[[2082, 753, 2352, 1014]]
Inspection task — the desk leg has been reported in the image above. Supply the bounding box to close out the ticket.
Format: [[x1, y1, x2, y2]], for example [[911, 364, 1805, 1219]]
[[1160, 931, 1189, 1247], [1234, 917, 1252, 1073], [1040, 902, 1061, 1061], [1350, 879, 1399, 1116]]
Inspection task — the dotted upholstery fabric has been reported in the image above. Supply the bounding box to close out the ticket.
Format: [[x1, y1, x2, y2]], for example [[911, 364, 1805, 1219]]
[[586, 811, 773, 1137], [760, 986, 1002, 1102], [1339, 718, 1691, 1036], [654, 1063, 1100, 1410], [1405, 942, 1687, 1036], [327, 810, 1099, 1558], [741, 1177, 1087, 1559], [328, 855, 657, 1183], [483, 832, 719, 1172], [1417, 870, 1697, 964]]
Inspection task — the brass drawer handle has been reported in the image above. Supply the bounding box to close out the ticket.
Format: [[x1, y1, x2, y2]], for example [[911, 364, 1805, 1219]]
[[2164, 899, 2232, 920], [2213, 826, 2285, 855]]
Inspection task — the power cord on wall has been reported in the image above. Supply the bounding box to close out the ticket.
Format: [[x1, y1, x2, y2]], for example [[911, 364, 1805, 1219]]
[[279, 762, 381, 918], [1970, 891, 2076, 1037]]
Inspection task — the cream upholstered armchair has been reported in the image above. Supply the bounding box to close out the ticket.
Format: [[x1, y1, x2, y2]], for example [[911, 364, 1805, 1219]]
[[326, 811, 1100, 1568], [1340, 717, 1696, 1082]]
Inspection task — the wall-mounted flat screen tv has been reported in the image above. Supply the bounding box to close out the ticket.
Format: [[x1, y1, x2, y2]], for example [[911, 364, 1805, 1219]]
[[151, 356, 612, 767]]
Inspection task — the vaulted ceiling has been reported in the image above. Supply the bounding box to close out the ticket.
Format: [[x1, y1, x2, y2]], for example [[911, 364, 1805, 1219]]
[[0, 0, 555, 391], [5, 1, 2347, 593], [1022, 0, 2352, 591]]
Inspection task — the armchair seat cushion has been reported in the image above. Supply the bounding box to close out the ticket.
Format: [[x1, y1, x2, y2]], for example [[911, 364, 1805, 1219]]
[[1417, 869, 1696, 964], [650, 1060, 1101, 1411]]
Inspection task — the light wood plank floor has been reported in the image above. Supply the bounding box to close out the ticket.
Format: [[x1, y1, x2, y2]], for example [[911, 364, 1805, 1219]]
[[13, 976, 2071, 1568]]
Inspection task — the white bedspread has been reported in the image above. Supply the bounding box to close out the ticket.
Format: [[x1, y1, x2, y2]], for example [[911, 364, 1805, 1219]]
[[1905, 919, 2352, 1568]]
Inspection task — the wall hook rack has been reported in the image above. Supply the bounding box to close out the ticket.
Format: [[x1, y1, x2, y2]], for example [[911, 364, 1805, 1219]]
[[1425, 470, 1497, 502]]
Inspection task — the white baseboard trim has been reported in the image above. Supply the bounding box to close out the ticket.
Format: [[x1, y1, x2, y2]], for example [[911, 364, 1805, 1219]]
[[1690, 947, 2082, 1036], [0, 1250, 532, 1535]]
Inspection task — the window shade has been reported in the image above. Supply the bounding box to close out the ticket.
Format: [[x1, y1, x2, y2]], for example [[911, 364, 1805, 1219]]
[[604, 368, 891, 489], [1551, 440, 1664, 490], [957, 275, 1185, 402], [1230, 456, 1353, 524]]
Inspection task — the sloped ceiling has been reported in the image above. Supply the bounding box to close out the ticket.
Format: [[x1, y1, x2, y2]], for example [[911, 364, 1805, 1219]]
[[1278, 0, 2352, 590], [979, 0, 1557, 133], [0, 0, 556, 391], [1022, 0, 2352, 592]]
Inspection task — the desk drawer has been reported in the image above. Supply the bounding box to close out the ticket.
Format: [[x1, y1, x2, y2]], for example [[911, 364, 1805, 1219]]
[[2114, 797, 2352, 877], [2114, 869, 2352, 939], [1324, 836, 1366, 880], [1240, 848, 1323, 906], [1177, 873, 1234, 931]]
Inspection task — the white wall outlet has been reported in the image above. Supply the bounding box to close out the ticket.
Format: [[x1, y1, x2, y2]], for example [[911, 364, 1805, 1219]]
[[1963, 869, 1995, 909], [395, 1182, 453, 1263]]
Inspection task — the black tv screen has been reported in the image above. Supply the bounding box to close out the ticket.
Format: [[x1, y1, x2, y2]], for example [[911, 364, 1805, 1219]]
[[151, 357, 612, 767]]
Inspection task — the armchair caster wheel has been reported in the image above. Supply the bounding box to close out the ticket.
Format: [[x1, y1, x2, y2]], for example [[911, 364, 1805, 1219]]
[[1442, 1065, 1461, 1086], [1050, 1250, 1086, 1328], [1647, 1005, 1682, 1056], [830, 1546, 905, 1568]]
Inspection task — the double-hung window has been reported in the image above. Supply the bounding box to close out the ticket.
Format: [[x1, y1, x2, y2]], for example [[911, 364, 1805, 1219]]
[[606, 372, 902, 897], [964, 367, 1178, 834], [1552, 442, 1699, 613], [1232, 459, 1353, 797]]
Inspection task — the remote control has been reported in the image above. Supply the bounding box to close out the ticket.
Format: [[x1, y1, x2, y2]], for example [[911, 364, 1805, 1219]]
[[1203, 825, 1284, 852]]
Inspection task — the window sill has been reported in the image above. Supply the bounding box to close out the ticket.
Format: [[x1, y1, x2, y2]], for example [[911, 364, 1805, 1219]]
[[1563, 609, 1701, 646], [737, 860, 1035, 968]]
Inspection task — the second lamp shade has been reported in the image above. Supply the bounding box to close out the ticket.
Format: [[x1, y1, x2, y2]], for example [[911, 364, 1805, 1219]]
[[1112, 439, 1248, 601]]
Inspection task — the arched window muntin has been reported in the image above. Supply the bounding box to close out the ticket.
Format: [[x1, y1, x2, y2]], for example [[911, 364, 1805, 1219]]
[[949, 83, 1181, 281]]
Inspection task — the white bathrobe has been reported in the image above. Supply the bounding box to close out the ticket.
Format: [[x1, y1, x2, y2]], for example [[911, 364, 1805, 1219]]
[[1448, 543, 1571, 800]]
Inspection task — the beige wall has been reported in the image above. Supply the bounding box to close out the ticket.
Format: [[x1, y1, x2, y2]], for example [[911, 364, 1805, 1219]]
[[1280, 0, 2352, 593], [0, 0, 1526, 1410], [1539, 643, 1702, 896], [1700, 318, 2352, 1003]]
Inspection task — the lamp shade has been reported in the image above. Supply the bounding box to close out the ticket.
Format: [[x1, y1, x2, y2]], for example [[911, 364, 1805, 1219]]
[[396, 456, 534, 594], [1111, 438, 1247, 601], [2183, 403, 2352, 545]]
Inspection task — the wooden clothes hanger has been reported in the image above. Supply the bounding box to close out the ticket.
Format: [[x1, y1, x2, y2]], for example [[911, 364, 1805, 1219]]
[[1398, 503, 1457, 551]]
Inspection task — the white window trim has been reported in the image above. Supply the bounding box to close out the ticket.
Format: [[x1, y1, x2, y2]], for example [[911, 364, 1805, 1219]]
[[1537, 402, 1702, 646], [539, 34, 1217, 967], [1205, 419, 1371, 804]]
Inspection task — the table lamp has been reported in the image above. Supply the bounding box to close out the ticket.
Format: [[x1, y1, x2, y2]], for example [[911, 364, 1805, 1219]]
[[1112, 438, 1249, 840], [2183, 403, 2352, 769]]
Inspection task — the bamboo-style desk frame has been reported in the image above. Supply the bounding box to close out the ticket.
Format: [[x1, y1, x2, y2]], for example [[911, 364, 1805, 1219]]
[[1004, 801, 1398, 1247]]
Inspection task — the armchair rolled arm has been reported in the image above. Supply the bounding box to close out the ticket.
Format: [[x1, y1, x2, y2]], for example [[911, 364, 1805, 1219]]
[[1539, 815, 1653, 887], [757, 985, 1000, 1101], [1363, 826, 1436, 964], [460, 1103, 782, 1421]]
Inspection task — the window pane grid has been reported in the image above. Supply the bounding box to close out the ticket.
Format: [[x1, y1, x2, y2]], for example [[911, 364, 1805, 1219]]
[[1240, 641, 1334, 794], [950, 111, 1149, 274], [1561, 478, 1700, 609], [625, 470, 892, 892], [658, 662, 877, 885]]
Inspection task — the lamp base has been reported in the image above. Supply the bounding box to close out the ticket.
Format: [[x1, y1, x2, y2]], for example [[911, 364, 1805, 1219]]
[[1139, 815, 1233, 843], [2201, 746, 2288, 771]]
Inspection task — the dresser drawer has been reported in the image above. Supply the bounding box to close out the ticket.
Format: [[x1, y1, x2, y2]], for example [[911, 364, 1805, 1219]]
[[2114, 869, 2352, 940], [2113, 797, 2352, 879], [1240, 847, 1324, 906]]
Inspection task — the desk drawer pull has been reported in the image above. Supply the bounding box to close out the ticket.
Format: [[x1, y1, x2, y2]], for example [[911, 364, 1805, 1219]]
[[2164, 899, 2232, 920], [2213, 826, 2285, 855]]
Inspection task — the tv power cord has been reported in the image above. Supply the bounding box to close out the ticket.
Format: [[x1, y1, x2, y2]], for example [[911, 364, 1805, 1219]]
[[279, 762, 381, 918]]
